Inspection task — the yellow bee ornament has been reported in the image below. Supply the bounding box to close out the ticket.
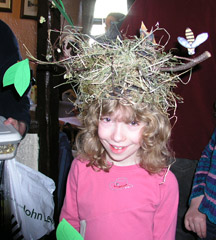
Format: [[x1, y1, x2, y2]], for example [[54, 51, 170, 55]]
[[177, 28, 208, 55]]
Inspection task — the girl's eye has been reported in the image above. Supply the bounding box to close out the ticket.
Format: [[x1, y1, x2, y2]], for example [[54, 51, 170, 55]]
[[101, 117, 111, 122], [129, 120, 139, 126]]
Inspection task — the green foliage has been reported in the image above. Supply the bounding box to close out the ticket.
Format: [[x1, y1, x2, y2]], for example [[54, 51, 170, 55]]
[[56, 218, 84, 240], [3, 59, 30, 97], [52, 0, 74, 27]]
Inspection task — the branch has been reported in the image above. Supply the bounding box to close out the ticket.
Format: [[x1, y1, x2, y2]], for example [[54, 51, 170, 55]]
[[160, 51, 211, 72]]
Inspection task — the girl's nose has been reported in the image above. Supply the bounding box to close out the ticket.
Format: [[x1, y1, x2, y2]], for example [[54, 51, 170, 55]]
[[111, 122, 126, 142]]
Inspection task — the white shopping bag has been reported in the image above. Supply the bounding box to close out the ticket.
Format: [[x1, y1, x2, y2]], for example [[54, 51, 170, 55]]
[[3, 158, 55, 240]]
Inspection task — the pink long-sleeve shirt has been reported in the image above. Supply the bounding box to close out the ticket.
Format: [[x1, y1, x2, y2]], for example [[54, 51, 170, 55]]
[[60, 158, 179, 240]]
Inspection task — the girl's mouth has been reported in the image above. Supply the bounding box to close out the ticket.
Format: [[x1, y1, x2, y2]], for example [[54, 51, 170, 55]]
[[113, 146, 123, 150], [110, 144, 127, 153]]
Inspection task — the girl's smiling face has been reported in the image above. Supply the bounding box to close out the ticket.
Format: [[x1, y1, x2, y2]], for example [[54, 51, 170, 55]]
[[98, 108, 145, 166]]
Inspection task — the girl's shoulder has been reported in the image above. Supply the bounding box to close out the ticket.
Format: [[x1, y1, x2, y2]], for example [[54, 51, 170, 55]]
[[72, 157, 89, 168], [156, 168, 178, 188], [71, 156, 94, 174]]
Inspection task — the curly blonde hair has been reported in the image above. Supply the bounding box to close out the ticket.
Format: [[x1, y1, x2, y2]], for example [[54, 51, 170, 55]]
[[76, 100, 174, 174]]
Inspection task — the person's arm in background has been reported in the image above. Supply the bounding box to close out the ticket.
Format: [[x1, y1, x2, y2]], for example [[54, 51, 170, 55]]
[[0, 20, 31, 137], [184, 195, 206, 238], [184, 128, 216, 238], [4, 118, 27, 137], [1, 83, 31, 137]]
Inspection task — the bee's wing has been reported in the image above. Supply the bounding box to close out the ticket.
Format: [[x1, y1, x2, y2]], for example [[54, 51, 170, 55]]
[[177, 37, 191, 48], [192, 33, 208, 48]]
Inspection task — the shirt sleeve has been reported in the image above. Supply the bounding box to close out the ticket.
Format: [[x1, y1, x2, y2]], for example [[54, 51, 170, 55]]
[[0, 86, 31, 127], [153, 171, 179, 240], [0, 20, 31, 129], [59, 159, 80, 232], [189, 128, 216, 201]]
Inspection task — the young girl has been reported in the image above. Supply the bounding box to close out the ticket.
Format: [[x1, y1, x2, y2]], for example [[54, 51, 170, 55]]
[[59, 100, 179, 240], [57, 23, 209, 239]]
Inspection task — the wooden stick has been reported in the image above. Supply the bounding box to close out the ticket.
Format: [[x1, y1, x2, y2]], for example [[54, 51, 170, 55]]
[[160, 51, 211, 72]]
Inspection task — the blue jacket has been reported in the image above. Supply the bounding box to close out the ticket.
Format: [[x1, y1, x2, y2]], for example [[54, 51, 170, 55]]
[[190, 128, 216, 224]]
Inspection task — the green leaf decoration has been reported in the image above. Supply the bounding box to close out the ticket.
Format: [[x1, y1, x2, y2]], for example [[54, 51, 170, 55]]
[[56, 218, 84, 240], [3, 59, 30, 97], [52, 0, 74, 27]]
